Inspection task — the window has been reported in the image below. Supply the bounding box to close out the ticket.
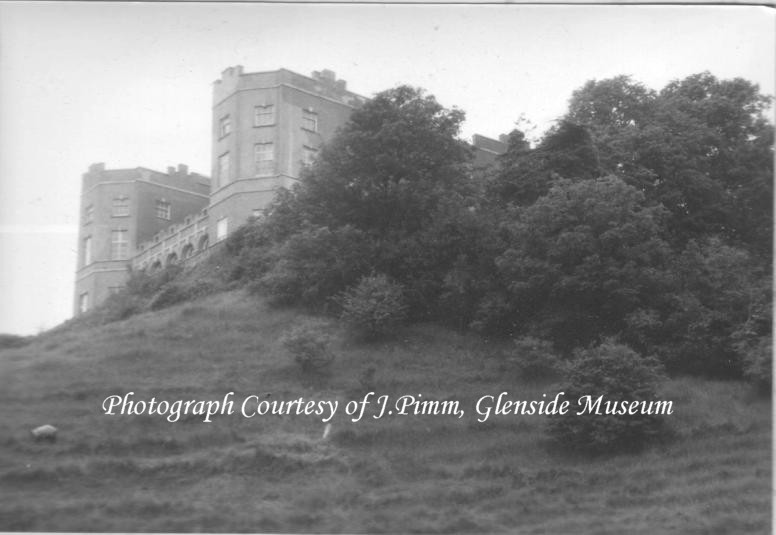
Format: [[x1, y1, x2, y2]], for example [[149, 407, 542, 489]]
[[112, 196, 129, 217], [218, 152, 230, 187], [302, 145, 318, 166], [216, 217, 228, 242], [302, 109, 318, 132], [111, 229, 129, 260], [108, 286, 124, 295], [219, 115, 232, 138], [155, 199, 171, 220], [79, 292, 89, 314], [83, 236, 92, 266], [254, 143, 274, 176], [84, 204, 94, 224], [254, 104, 274, 127]]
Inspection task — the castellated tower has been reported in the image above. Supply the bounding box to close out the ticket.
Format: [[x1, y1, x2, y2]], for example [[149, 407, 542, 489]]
[[72, 66, 506, 316], [73, 66, 366, 316], [73, 164, 209, 315], [207, 66, 366, 242]]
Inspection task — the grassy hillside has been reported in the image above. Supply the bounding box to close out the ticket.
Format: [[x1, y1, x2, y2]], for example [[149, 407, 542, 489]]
[[0, 290, 770, 533]]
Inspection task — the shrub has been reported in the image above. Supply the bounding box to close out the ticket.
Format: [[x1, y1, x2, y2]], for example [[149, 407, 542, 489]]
[[149, 284, 189, 311], [101, 291, 145, 322], [148, 279, 218, 311], [339, 274, 407, 340], [126, 265, 183, 297], [184, 279, 218, 300], [731, 287, 771, 394], [546, 339, 668, 454], [259, 225, 374, 308], [279, 321, 335, 374], [736, 337, 772, 395], [507, 336, 561, 380]]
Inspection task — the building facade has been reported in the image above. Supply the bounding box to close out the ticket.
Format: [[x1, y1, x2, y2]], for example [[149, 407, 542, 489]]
[[208, 66, 367, 244], [74, 164, 209, 314], [74, 66, 505, 315]]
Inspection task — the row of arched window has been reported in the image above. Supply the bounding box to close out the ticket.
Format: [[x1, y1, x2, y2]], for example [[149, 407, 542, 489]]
[[142, 233, 209, 273]]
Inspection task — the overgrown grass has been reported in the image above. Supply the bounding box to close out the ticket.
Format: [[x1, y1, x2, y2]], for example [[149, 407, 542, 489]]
[[0, 290, 770, 533]]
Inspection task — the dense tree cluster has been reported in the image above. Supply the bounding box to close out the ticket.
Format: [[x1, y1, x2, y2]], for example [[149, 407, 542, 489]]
[[225, 75, 772, 385]]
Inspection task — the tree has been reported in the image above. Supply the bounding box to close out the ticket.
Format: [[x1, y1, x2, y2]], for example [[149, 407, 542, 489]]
[[476, 176, 672, 350], [564, 72, 773, 252], [489, 121, 601, 206], [650, 237, 769, 377], [565, 76, 657, 182], [293, 85, 473, 237], [258, 225, 375, 309]]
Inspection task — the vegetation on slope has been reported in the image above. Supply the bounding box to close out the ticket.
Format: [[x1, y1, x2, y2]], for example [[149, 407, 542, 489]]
[[0, 291, 771, 533], [1, 72, 771, 532]]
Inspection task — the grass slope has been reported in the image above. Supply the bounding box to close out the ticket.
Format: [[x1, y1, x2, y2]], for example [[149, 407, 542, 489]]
[[0, 290, 771, 533]]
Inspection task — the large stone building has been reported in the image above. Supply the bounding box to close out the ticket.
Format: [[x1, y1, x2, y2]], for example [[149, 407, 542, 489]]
[[74, 164, 209, 314], [74, 66, 505, 315]]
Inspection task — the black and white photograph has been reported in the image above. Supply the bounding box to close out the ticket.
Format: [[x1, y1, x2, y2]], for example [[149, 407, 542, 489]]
[[0, 2, 773, 533]]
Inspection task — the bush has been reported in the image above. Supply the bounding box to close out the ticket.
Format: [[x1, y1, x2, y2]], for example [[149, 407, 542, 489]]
[[339, 274, 407, 340], [101, 292, 145, 322], [731, 286, 771, 394], [279, 321, 336, 374], [737, 337, 772, 395], [149, 284, 189, 311], [126, 265, 183, 298], [507, 336, 561, 380], [259, 225, 374, 309], [148, 279, 218, 311], [546, 339, 668, 454]]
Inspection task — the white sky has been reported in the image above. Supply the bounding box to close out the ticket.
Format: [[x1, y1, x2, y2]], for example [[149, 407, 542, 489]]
[[0, 2, 773, 335]]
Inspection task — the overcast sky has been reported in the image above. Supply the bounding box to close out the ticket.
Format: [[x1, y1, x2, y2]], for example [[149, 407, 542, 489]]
[[0, 2, 773, 335]]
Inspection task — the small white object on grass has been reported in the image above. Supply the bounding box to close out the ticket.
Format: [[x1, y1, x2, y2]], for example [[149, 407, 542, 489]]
[[31, 424, 58, 443], [322, 423, 332, 440]]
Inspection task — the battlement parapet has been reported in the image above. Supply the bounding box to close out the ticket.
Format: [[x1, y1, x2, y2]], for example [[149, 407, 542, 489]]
[[82, 163, 210, 195], [213, 66, 367, 108]]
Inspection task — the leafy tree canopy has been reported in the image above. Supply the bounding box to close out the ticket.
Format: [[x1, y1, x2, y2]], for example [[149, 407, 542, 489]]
[[479, 176, 671, 350], [488, 121, 601, 206], [564, 72, 773, 252], [293, 85, 473, 237]]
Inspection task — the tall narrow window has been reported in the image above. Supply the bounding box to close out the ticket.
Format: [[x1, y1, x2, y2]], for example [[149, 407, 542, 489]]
[[84, 204, 94, 224], [216, 217, 228, 242], [254, 104, 274, 127], [79, 292, 89, 314], [112, 196, 129, 217], [83, 236, 92, 266], [218, 152, 230, 187], [302, 145, 318, 166], [111, 229, 129, 260], [155, 199, 171, 220], [219, 115, 232, 138], [302, 109, 318, 132], [254, 143, 274, 176]]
